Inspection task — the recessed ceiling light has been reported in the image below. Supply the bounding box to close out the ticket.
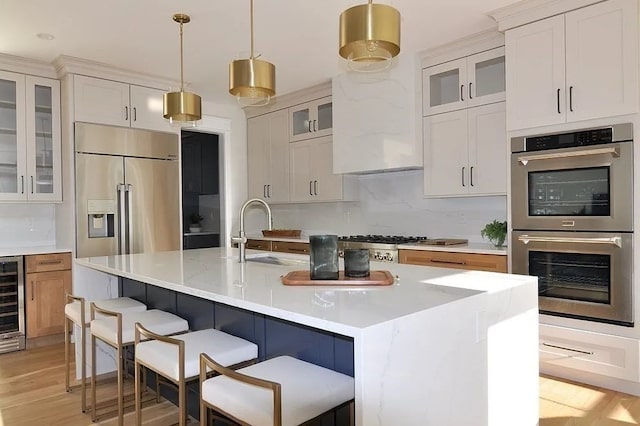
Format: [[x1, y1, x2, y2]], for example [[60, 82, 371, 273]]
[[36, 33, 55, 41]]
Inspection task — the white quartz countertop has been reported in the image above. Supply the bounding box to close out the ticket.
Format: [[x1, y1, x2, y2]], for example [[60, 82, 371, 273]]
[[75, 248, 531, 336], [246, 235, 507, 255], [246, 235, 310, 243], [0, 245, 72, 257], [398, 242, 507, 255]]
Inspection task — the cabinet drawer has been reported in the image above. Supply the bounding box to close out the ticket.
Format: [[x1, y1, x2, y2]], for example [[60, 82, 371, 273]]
[[246, 239, 272, 251], [398, 249, 507, 272], [26, 253, 72, 273], [539, 324, 640, 381], [272, 241, 309, 255]]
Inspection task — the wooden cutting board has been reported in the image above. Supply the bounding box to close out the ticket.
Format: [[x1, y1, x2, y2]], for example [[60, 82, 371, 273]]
[[281, 270, 394, 286], [417, 238, 468, 246]]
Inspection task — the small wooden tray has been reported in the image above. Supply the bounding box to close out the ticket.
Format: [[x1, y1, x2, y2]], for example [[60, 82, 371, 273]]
[[262, 229, 302, 238], [281, 270, 394, 286]]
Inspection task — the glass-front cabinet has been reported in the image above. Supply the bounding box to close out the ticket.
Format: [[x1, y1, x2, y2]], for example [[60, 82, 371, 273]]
[[0, 71, 60, 202], [422, 47, 506, 116], [289, 96, 332, 142]]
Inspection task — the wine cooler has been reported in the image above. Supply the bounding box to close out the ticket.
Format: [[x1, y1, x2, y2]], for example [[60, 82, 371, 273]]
[[0, 256, 24, 353]]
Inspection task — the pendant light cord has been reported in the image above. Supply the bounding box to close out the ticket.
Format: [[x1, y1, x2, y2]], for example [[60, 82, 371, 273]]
[[250, 0, 255, 60], [179, 21, 185, 91]]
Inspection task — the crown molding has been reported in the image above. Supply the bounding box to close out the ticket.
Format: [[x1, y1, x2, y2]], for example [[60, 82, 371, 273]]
[[53, 55, 180, 90], [0, 53, 57, 78], [417, 28, 504, 68], [488, 0, 603, 31]]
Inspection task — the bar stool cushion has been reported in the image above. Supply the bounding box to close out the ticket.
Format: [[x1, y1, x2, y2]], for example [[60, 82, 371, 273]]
[[136, 329, 258, 381], [90, 309, 188, 346], [65, 297, 146, 325], [201, 356, 354, 426]]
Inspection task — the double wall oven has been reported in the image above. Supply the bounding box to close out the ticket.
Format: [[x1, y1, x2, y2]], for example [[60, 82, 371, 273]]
[[511, 123, 634, 326]]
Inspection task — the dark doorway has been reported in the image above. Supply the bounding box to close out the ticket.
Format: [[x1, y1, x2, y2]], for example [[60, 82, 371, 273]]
[[181, 130, 221, 249]]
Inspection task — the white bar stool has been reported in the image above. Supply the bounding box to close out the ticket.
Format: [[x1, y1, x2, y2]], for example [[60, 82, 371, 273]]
[[90, 305, 189, 425], [64, 294, 146, 413], [134, 324, 259, 426], [200, 354, 355, 426]]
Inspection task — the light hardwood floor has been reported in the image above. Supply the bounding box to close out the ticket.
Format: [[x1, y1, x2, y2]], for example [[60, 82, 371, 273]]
[[2, 343, 640, 425]]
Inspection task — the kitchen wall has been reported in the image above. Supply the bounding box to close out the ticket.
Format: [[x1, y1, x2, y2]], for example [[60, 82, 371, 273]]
[[244, 170, 506, 243], [0, 204, 56, 247]]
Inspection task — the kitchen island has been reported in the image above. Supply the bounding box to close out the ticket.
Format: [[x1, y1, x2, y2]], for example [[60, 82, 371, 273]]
[[74, 248, 538, 425]]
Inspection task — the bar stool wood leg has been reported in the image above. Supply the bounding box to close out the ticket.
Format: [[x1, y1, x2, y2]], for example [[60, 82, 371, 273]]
[[64, 294, 88, 412]]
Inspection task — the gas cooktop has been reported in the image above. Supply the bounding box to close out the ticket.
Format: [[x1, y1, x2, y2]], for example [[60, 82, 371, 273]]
[[338, 235, 429, 245]]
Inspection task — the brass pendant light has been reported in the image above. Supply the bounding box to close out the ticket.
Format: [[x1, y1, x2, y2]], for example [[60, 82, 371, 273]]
[[339, 0, 401, 72], [229, 0, 276, 106], [163, 13, 202, 126]]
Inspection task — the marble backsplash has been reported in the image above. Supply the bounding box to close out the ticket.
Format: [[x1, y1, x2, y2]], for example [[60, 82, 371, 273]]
[[0, 204, 56, 247], [243, 170, 506, 243]]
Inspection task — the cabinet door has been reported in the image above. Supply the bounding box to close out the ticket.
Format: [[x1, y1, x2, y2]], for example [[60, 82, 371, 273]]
[[505, 15, 565, 130], [422, 58, 467, 116], [289, 97, 332, 142], [201, 138, 219, 195], [289, 140, 314, 202], [181, 139, 202, 193], [423, 110, 468, 197], [467, 47, 505, 108], [266, 109, 290, 203], [247, 115, 270, 200], [25, 76, 61, 202], [313, 136, 342, 201], [26, 270, 71, 338], [565, 0, 638, 122], [74, 75, 130, 127], [130, 85, 173, 132], [312, 97, 333, 138], [0, 71, 27, 200], [468, 103, 507, 196]]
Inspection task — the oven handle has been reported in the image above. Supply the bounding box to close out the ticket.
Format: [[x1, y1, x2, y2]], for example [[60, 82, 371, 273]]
[[517, 146, 619, 165], [517, 234, 622, 248]]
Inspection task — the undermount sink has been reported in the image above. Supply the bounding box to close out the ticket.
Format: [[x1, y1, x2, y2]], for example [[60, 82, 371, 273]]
[[246, 255, 308, 267]]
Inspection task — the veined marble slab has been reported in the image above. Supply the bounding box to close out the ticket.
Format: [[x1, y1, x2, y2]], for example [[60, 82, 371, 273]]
[[74, 247, 538, 425]]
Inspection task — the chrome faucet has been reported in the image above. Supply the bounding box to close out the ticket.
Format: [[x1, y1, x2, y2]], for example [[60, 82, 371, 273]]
[[233, 198, 273, 263]]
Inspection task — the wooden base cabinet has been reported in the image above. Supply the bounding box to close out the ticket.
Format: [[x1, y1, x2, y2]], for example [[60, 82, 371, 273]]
[[399, 249, 507, 273], [25, 253, 72, 338]]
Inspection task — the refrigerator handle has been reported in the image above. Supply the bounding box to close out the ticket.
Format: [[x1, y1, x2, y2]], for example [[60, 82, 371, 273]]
[[117, 184, 127, 255], [127, 184, 133, 255]]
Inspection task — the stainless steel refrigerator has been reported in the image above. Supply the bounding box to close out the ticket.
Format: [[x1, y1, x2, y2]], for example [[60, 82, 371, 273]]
[[75, 122, 181, 258]]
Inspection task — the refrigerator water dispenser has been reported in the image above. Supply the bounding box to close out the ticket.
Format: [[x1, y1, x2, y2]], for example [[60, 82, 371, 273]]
[[87, 200, 115, 238]]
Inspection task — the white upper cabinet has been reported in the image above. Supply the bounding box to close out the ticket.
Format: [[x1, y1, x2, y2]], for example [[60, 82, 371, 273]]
[[247, 109, 290, 203], [289, 97, 332, 142], [424, 102, 506, 197], [422, 47, 505, 116], [0, 71, 61, 202], [74, 75, 171, 132], [129, 85, 169, 132], [290, 136, 343, 202], [506, 0, 638, 130]]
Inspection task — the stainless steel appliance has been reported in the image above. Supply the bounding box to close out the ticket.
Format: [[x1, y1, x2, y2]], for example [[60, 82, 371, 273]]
[[0, 256, 24, 353], [511, 123, 633, 232], [511, 124, 634, 326], [512, 231, 633, 325], [75, 123, 181, 258], [338, 235, 429, 263]]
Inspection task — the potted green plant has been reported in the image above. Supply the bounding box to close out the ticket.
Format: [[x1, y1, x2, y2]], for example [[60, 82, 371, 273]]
[[188, 213, 204, 233], [481, 220, 507, 248]]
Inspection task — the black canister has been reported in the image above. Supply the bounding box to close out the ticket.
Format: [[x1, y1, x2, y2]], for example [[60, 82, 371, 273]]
[[344, 248, 370, 278], [309, 235, 339, 280]]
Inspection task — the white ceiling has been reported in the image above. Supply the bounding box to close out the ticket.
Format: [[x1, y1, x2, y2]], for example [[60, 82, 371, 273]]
[[0, 0, 520, 104]]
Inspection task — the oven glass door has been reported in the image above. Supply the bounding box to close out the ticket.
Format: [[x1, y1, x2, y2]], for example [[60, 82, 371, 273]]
[[512, 231, 633, 325], [511, 142, 632, 231]]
